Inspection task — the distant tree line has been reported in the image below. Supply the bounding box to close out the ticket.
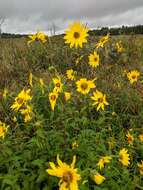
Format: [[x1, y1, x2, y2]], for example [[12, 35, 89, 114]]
[[1, 33, 28, 38], [0, 25, 143, 38], [89, 25, 143, 36]]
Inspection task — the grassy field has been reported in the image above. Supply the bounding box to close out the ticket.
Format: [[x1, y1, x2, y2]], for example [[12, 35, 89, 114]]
[[0, 30, 143, 190]]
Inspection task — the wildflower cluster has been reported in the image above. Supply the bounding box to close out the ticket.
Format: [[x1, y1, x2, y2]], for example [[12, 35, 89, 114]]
[[11, 88, 33, 122]]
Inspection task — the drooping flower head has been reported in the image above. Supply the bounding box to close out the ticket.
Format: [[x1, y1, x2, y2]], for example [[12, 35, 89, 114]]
[[64, 92, 71, 101], [116, 41, 124, 53], [96, 33, 110, 49], [64, 21, 89, 48], [91, 90, 109, 111], [139, 133, 143, 142], [88, 51, 100, 68], [138, 160, 143, 175], [93, 172, 105, 185], [66, 69, 76, 81], [0, 121, 9, 139], [39, 78, 45, 94], [97, 156, 112, 170], [75, 55, 83, 65], [12, 116, 17, 123], [29, 72, 33, 87], [119, 148, 130, 166], [49, 91, 58, 111], [46, 155, 81, 190], [76, 78, 95, 95], [3, 88, 8, 99], [126, 131, 134, 145]]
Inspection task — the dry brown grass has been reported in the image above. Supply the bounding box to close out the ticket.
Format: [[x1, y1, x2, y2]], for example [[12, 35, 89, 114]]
[[0, 35, 143, 91]]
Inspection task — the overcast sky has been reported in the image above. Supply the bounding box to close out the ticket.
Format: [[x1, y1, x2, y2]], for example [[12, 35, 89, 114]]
[[0, 0, 143, 34]]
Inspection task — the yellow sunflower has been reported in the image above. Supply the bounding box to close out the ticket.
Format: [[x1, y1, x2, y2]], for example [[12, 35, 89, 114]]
[[91, 90, 109, 111], [126, 131, 134, 145], [39, 78, 45, 94], [96, 33, 110, 49], [108, 139, 115, 149], [46, 155, 81, 190], [76, 78, 95, 95], [0, 121, 9, 139], [127, 70, 140, 84], [93, 173, 105, 185], [139, 133, 143, 142], [72, 141, 79, 150], [49, 91, 58, 111], [3, 88, 8, 99], [116, 41, 124, 53], [20, 105, 33, 123], [28, 32, 47, 44], [27, 34, 37, 44], [53, 77, 63, 93], [138, 160, 143, 175], [37, 32, 47, 43], [88, 51, 100, 68], [66, 69, 76, 81], [97, 156, 112, 170], [11, 89, 32, 112], [12, 116, 17, 123], [119, 148, 130, 166], [75, 55, 83, 64], [64, 21, 89, 48], [64, 92, 71, 101]]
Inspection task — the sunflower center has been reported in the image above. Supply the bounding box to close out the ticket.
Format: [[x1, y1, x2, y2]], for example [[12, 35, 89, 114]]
[[50, 95, 56, 101], [63, 171, 73, 183], [56, 82, 61, 88], [128, 136, 133, 142], [35, 37, 39, 41], [98, 97, 103, 103], [94, 57, 97, 62], [74, 32, 80, 39], [100, 38, 105, 43], [81, 82, 88, 90], [132, 75, 137, 79], [17, 98, 24, 105]]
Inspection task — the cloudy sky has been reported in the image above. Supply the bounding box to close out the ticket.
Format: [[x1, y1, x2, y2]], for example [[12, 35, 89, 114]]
[[0, 0, 143, 34]]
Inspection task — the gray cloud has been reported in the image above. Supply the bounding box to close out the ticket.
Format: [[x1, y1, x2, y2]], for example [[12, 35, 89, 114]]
[[0, 0, 143, 33]]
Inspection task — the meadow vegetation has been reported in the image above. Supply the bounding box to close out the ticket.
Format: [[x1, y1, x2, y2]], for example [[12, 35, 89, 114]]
[[0, 22, 143, 190]]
